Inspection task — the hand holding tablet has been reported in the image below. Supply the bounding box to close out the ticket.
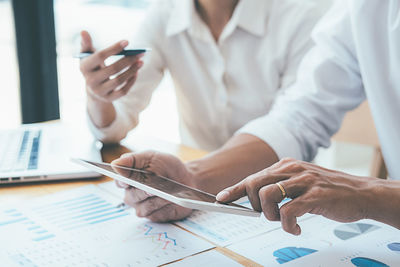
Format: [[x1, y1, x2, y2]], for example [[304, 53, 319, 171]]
[[73, 158, 260, 217]]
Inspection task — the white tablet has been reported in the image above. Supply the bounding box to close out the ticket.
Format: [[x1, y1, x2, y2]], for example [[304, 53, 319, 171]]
[[72, 159, 260, 217]]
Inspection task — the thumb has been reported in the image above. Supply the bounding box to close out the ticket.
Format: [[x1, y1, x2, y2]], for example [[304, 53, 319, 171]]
[[216, 180, 247, 203], [111, 153, 135, 178], [80, 30, 95, 52], [111, 153, 134, 167]]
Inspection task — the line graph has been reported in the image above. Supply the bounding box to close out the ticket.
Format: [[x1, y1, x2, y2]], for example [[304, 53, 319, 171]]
[[142, 223, 177, 249], [120, 223, 178, 251]]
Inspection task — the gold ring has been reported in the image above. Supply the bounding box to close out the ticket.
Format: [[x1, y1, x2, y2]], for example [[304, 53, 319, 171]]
[[276, 182, 287, 199]]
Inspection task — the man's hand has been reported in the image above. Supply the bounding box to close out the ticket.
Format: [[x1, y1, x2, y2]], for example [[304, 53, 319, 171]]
[[111, 151, 194, 222], [80, 30, 144, 103], [216, 158, 380, 235]]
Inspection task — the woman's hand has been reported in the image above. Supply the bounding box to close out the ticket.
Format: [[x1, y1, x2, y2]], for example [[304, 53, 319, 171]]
[[80, 30, 144, 103]]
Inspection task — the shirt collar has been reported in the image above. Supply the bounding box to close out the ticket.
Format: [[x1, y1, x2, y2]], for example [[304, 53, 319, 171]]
[[166, 0, 193, 37], [235, 0, 270, 37], [166, 0, 270, 38]]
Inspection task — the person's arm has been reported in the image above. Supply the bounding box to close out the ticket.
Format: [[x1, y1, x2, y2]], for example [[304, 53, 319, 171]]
[[367, 179, 400, 230], [237, 1, 365, 163], [215, 3, 400, 233], [83, 5, 168, 144], [216, 158, 400, 235], [186, 133, 278, 194], [80, 32, 143, 129]]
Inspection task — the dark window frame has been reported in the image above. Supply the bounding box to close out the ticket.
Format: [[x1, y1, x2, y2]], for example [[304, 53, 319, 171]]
[[12, 0, 60, 124]]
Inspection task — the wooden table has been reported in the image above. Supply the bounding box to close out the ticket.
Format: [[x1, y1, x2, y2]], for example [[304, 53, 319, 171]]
[[0, 134, 260, 266]]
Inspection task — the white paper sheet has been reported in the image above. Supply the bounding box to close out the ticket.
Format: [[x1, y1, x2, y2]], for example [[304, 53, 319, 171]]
[[0, 185, 213, 266], [97, 181, 125, 198], [176, 198, 312, 246], [168, 250, 243, 267], [228, 216, 397, 266], [284, 223, 400, 266]]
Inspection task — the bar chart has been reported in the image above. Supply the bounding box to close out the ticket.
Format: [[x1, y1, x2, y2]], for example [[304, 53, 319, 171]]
[[32, 193, 129, 231], [0, 185, 213, 266], [0, 208, 55, 243]]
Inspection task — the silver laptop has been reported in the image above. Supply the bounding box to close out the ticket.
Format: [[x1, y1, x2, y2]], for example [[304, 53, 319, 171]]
[[0, 122, 102, 183]]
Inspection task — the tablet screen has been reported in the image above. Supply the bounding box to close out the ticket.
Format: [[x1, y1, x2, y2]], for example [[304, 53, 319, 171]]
[[81, 160, 251, 210]]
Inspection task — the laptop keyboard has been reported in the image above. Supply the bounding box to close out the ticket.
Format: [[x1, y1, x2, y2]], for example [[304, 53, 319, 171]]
[[0, 129, 41, 172]]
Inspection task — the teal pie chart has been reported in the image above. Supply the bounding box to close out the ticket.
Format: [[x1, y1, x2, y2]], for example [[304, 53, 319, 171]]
[[351, 257, 389, 267], [273, 247, 317, 264]]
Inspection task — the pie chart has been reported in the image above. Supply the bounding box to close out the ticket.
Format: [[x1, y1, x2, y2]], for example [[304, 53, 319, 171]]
[[273, 247, 317, 264], [388, 242, 400, 253], [351, 257, 389, 267], [334, 223, 380, 240]]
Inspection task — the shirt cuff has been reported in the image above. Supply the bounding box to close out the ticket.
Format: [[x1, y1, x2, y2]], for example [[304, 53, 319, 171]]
[[86, 104, 131, 144], [236, 117, 303, 161]]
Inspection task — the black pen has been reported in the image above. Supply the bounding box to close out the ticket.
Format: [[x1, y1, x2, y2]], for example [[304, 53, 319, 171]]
[[75, 48, 150, 59]]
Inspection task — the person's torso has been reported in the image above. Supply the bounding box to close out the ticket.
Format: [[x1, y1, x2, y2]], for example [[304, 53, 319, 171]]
[[159, 0, 320, 150], [351, 0, 400, 178]]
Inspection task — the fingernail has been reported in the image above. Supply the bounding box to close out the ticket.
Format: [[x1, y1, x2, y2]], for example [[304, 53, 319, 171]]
[[295, 225, 301, 235], [120, 40, 128, 47], [216, 191, 229, 201], [111, 158, 124, 166]]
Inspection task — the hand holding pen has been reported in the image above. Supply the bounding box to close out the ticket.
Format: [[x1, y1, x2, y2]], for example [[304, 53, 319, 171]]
[[79, 30, 147, 103]]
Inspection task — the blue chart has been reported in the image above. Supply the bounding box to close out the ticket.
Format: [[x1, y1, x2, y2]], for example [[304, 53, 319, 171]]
[[387, 242, 400, 253], [0, 186, 214, 267], [0, 191, 130, 244], [33, 193, 129, 231], [273, 247, 317, 264], [0, 208, 55, 242], [351, 257, 389, 267]]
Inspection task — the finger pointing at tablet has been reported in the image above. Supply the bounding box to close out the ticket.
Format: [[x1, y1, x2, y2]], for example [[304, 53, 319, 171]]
[[216, 158, 384, 235]]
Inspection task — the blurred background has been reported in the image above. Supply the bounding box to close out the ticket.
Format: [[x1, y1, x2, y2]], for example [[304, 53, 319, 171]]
[[0, 0, 179, 143], [0, 0, 376, 177]]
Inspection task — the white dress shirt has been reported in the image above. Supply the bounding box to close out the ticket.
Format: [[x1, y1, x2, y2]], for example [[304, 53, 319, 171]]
[[89, 0, 327, 151], [239, 0, 400, 179]]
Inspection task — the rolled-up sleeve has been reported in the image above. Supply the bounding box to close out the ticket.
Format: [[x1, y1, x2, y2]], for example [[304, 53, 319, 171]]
[[237, 1, 366, 161], [238, 118, 303, 160], [86, 103, 133, 143]]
